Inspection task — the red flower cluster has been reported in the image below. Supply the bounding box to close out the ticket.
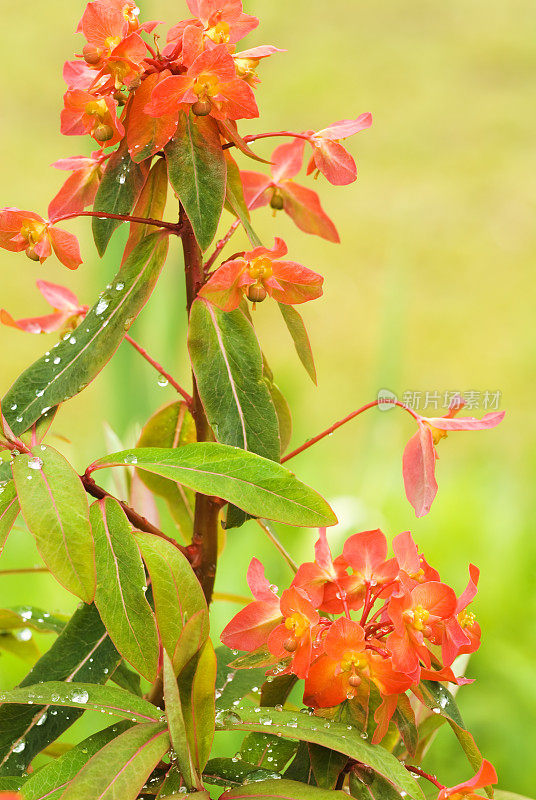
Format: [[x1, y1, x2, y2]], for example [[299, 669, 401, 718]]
[[221, 528, 480, 743]]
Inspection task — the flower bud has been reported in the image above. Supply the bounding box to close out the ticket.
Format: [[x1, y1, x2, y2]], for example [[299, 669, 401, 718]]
[[192, 99, 212, 117], [25, 245, 40, 262], [283, 637, 297, 652], [83, 44, 103, 66], [348, 674, 361, 687], [93, 124, 114, 143], [247, 285, 267, 303], [270, 192, 284, 211]]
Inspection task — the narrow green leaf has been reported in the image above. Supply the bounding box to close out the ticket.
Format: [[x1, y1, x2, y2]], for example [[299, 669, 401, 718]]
[[60, 721, 169, 800], [92, 136, 147, 255], [391, 694, 417, 758], [0, 606, 66, 635], [172, 610, 209, 675], [0, 631, 40, 663], [110, 660, 142, 696], [136, 530, 208, 660], [165, 111, 226, 250], [284, 740, 314, 784], [21, 722, 132, 800], [215, 708, 424, 800], [416, 680, 484, 778], [215, 645, 267, 710], [224, 151, 262, 247], [123, 157, 168, 261], [93, 443, 338, 528], [12, 445, 95, 602], [179, 639, 217, 773], [349, 767, 404, 800], [278, 304, 317, 384], [204, 758, 282, 788], [0, 777, 24, 792], [0, 603, 120, 776], [137, 401, 196, 540], [240, 732, 298, 771], [3, 232, 169, 436], [157, 764, 184, 798], [91, 497, 159, 682], [221, 778, 348, 800], [163, 650, 198, 790], [269, 383, 292, 455], [308, 744, 348, 789], [0, 681, 160, 722], [0, 480, 19, 556]]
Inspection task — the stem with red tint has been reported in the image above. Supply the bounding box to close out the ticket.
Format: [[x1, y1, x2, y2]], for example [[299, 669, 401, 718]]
[[281, 399, 420, 464], [124, 335, 193, 408], [52, 210, 183, 234], [405, 765, 443, 790]]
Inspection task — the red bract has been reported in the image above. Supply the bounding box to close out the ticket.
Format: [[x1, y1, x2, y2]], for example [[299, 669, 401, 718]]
[[48, 151, 108, 221], [0, 209, 82, 269], [437, 759, 498, 800], [241, 138, 339, 242], [220, 558, 282, 652], [1, 281, 88, 335], [306, 113, 373, 185], [402, 397, 505, 517], [233, 45, 284, 86], [77, 1, 143, 35], [167, 0, 258, 54], [387, 581, 457, 681], [145, 45, 258, 122], [198, 237, 323, 311], [392, 530, 440, 586], [61, 90, 125, 145], [292, 528, 341, 610], [266, 586, 320, 678]]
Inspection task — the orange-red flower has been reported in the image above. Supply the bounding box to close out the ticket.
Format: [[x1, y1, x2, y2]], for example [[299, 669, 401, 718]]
[[306, 114, 372, 185], [437, 759, 497, 800], [198, 237, 323, 311], [48, 151, 108, 221], [1, 281, 88, 335], [61, 89, 125, 145], [166, 0, 259, 57], [145, 45, 258, 122], [241, 138, 339, 242], [402, 396, 505, 517], [0, 209, 82, 270], [266, 587, 320, 678], [220, 558, 282, 653]]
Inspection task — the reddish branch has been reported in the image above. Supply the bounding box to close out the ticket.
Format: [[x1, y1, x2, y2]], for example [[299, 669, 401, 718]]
[[124, 335, 193, 408], [52, 210, 183, 234], [405, 765, 443, 789]]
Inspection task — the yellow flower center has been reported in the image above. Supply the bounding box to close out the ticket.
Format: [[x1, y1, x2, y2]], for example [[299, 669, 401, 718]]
[[193, 73, 220, 99], [20, 221, 46, 244], [458, 610, 476, 629], [104, 35, 122, 51], [284, 612, 309, 639], [425, 421, 448, 446], [404, 604, 430, 632], [340, 651, 367, 672], [206, 20, 231, 44], [248, 256, 273, 281], [234, 57, 259, 80], [85, 99, 108, 120]]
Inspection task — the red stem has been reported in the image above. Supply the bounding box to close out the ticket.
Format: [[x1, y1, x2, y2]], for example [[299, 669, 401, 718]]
[[281, 399, 419, 463], [405, 765, 443, 790], [124, 335, 193, 408], [204, 219, 241, 272], [51, 210, 182, 234], [222, 131, 313, 151]]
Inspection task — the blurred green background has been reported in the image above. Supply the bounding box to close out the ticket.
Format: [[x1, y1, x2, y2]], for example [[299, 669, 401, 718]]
[[0, 0, 534, 793]]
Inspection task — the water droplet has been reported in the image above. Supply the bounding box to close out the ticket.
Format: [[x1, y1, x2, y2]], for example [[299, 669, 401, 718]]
[[10, 404, 17, 410], [119, 175, 126, 184], [116, 282, 125, 291], [215, 709, 242, 728], [36, 712, 47, 726], [28, 457, 43, 470], [53, 357, 61, 365], [15, 628, 32, 641], [157, 376, 169, 387], [13, 741, 25, 753], [70, 690, 89, 704], [95, 298, 109, 316]]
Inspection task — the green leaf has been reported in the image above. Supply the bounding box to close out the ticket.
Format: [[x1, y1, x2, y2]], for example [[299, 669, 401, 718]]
[[3, 233, 169, 436], [92, 136, 147, 255], [0, 681, 161, 722], [308, 744, 348, 790], [21, 722, 131, 800], [278, 304, 317, 384], [0, 777, 24, 792], [215, 645, 267, 710], [415, 680, 484, 779], [349, 767, 404, 800], [12, 446, 95, 602], [260, 674, 297, 709], [137, 401, 196, 539], [165, 111, 226, 251], [0, 480, 19, 556], [204, 758, 282, 788], [224, 151, 262, 248], [391, 694, 417, 758], [136, 530, 208, 660], [110, 660, 142, 696], [0, 603, 120, 776], [221, 778, 348, 800], [0, 606, 66, 635], [240, 732, 298, 772], [163, 651, 198, 790], [123, 157, 168, 261], [91, 497, 159, 682], [0, 630, 40, 663], [268, 383, 292, 456], [214, 708, 424, 800], [60, 721, 169, 800], [284, 740, 314, 784], [172, 610, 210, 676], [93, 443, 337, 528], [179, 639, 217, 773]]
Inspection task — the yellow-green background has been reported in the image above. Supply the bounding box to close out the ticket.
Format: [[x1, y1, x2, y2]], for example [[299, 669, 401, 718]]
[[0, 0, 534, 794]]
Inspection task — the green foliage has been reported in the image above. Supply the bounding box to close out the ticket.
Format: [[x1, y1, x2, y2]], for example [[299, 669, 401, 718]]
[[12, 445, 95, 602], [0, 480, 19, 555], [93, 443, 337, 527], [278, 304, 317, 384], [165, 111, 226, 251], [221, 778, 348, 800]]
